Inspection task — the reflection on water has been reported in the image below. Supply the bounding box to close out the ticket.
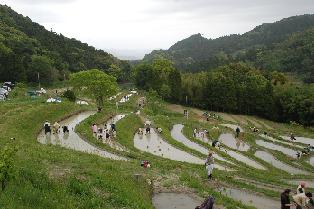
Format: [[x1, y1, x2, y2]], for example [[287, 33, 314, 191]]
[[37, 111, 126, 161], [153, 193, 200, 209], [171, 124, 232, 164], [256, 140, 297, 158], [218, 187, 280, 209], [281, 136, 314, 147], [260, 134, 303, 149], [226, 150, 266, 170], [133, 128, 230, 170], [309, 156, 314, 166], [255, 151, 308, 174], [218, 133, 250, 151]]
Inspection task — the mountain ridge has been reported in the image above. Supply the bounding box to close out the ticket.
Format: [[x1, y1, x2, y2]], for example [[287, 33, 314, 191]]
[[143, 14, 314, 77]]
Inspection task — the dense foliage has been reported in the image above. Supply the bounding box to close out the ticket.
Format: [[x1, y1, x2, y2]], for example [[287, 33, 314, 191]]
[[70, 69, 118, 108], [134, 59, 182, 102], [143, 15, 314, 82], [135, 61, 314, 126], [238, 28, 314, 83], [0, 5, 131, 84]]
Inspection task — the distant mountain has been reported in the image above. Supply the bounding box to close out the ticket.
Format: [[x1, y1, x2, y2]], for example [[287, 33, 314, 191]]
[[143, 14, 314, 79], [0, 4, 130, 83]]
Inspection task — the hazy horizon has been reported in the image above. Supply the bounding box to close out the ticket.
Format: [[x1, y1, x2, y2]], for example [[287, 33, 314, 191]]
[[2, 0, 314, 60]]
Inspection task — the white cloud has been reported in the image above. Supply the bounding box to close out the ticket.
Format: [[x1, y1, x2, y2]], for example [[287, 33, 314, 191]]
[[1, 0, 314, 59]]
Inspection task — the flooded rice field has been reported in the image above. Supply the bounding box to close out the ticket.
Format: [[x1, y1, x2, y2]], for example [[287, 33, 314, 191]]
[[37, 111, 126, 160], [134, 128, 230, 170], [217, 187, 280, 209], [218, 133, 250, 151], [254, 151, 308, 174], [309, 156, 314, 166], [134, 128, 204, 164], [281, 136, 314, 146], [226, 150, 266, 170], [255, 140, 297, 158], [259, 134, 303, 149], [153, 193, 201, 209], [171, 124, 233, 164]]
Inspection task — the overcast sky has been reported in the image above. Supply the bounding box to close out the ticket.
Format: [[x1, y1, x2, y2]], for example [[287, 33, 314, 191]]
[[2, 0, 314, 59]]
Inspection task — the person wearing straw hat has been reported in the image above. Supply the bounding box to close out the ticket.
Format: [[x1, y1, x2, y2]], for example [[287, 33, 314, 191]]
[[205, 151, 215, 180]]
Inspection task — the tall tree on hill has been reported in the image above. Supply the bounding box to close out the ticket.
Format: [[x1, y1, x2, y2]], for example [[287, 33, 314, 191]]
[[70, 69, 118, 109]]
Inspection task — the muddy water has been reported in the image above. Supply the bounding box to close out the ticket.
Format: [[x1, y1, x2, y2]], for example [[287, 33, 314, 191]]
[[37, 111, 126, 161], [196, 134, 209, 143], [134, 128, 203, 164], [134, 128, 230, 170], [99, 114, 126, 151], [226, 150, 266, 170], [171, 124, 234, 165], [256, 140, 297, 158], [288, 180, 314, 188], [218, 133, 250, 151], [218, 188, 280, 209], [259, 134, 303, 149], [254, 151, 308, 174], [153, 193, 200, 209], [281, 136, 314, 147], [310, 156, 314, 166], [220, 124, 244, 132]]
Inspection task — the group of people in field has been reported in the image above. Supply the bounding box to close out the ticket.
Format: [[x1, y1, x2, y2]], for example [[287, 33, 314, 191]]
[[137, 120, 163, 135], [43, 120, 69, 135], [92, 120, 116, 141], [193, 128, 208, 139], [281, 182, 313, 209], [289, 133, 314, 159]]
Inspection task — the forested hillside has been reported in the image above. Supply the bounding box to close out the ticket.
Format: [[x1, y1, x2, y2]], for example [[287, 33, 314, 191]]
[[143, 14, 314, 82], [134, 60, 314, 126], [0, 5, 131, 84]]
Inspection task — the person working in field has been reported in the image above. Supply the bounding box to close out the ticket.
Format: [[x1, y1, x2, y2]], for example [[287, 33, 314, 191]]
[[297, 182, 306, 194], [290, 133, 297, 141], [52, 121, 60, 134], [281, 189, 295, 209], [293, 192, 313, 209], [235, 127, 240, 138], [62, 126, 69, 133], [44, 120, 51, 135], [195, 196, 215, 209], [212, 140, 221, 149], [205, 151, 215, 180]]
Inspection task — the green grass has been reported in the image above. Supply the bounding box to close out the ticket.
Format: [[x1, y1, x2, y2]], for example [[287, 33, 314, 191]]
[[0, 100, 154, 209], [1, 87, 313, 209]]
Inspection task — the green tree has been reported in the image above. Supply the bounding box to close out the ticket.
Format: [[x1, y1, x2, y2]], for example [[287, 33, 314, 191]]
[[28, 55, 54, 84], [70, 69, 118, 109]]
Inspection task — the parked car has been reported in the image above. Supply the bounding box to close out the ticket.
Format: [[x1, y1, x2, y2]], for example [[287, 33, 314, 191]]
[[0, 88, 8, 97], [3, 82, 14, 88], [2, 85, 11, 92], [0, 94, 6, 101]]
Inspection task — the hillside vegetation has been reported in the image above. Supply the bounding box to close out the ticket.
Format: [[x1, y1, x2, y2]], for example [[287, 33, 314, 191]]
[[143, 14, 314, 82], [0, 5, 131, 84]]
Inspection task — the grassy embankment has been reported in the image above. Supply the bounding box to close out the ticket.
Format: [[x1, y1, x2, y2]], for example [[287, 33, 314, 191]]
[[0, 95, 153, 209]]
